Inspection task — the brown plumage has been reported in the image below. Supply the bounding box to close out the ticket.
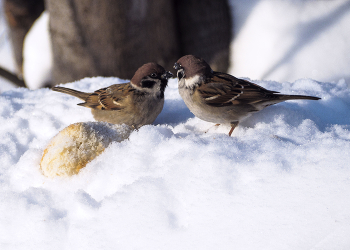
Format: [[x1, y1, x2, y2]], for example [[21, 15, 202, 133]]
[[53, 62, 173, 128], [174, 55, 320, 136], [53, 83, 133, 110]]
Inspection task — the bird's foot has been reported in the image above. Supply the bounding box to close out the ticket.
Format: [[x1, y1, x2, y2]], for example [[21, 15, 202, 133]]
[[228, 121, 239, 136]]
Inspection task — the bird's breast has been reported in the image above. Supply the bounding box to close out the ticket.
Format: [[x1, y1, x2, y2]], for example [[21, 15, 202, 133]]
[[179, 86, 253, 124], [91, 95, 164, 128]]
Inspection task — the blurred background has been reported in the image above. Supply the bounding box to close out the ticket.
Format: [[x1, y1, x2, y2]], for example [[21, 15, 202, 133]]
[[0, 0, 350, 90]]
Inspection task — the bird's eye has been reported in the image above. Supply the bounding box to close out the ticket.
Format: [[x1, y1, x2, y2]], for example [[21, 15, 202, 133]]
[[150, 73, 157, 78]]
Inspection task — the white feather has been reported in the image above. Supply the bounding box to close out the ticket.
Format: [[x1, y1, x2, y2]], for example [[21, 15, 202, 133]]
[[184, 75, 201, 89]]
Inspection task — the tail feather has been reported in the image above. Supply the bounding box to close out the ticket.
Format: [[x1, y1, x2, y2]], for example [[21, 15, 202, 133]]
[[276, 94, 321, 101], [258, 93, 320, 108], [52, 86, 90, 101]]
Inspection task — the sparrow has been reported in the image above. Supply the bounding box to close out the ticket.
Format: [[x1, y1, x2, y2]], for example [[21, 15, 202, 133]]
[[174, 55, 320, 136], [52, 62, 173, 128]]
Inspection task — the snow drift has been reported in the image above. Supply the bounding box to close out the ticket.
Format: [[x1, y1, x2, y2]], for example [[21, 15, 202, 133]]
[[1, 76, 350, 249]]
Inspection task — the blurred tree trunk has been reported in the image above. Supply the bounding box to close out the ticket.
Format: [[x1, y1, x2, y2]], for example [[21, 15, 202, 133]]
[[4, 0, 232, 86], [45, 0, 179, 84], [174, 0, 232, 72], [4, 0, 44, 79]]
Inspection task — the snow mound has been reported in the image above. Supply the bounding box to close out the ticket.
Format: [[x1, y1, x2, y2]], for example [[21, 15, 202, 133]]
[[1, 77, 350, 249]]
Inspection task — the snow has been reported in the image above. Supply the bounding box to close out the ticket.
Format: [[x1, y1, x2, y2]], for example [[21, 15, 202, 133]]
[[1, 76, 350, 249], [1, 0, 350, 249], [229, 0, 350, 83], [23, 11, 52, 89], [0, 1, 16, 91]]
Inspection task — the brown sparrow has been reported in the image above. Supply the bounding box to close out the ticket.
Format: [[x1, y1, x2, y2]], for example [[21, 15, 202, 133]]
[[52, 62, 173, 128], [174, 55, 321, 136]]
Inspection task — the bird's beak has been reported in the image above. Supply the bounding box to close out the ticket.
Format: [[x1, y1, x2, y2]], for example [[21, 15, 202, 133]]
[[162, 71, 173, 80], [173, 62, 181, 71]]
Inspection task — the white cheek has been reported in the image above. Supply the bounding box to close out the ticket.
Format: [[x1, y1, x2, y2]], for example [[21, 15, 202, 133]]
[[184, 75, 201, 89], [130, 81, 142, 91]]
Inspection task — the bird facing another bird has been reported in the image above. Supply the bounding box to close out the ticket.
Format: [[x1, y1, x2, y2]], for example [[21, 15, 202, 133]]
[[52, 62, 172, 129], [53, 55, 320, 135], [173, 55, 320, 136]]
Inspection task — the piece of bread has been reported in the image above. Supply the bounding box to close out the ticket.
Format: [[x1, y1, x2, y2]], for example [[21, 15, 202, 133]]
[[40, 122, 132, 178]]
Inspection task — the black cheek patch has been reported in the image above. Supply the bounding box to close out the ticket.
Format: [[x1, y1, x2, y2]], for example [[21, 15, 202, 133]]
[[177, 71, 184, 79], [142, 80, 156, 88]]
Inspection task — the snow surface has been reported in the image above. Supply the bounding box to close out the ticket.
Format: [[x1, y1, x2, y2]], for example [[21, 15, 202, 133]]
[[1, 76, 350, 249]]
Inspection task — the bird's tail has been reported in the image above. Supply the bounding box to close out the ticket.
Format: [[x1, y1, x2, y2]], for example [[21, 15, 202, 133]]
[[52, 86, 90, 101], [259, 94, 320, 108], [277, 94, 321, 101]]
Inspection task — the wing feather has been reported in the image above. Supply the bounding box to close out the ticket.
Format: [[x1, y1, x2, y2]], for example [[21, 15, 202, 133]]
[[78, 83, 131, 110], [198, 72, 279, 107]]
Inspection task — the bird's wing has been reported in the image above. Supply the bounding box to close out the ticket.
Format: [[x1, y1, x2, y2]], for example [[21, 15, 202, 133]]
[[197, 72, 278, 107], [78, 83, 131, 110]]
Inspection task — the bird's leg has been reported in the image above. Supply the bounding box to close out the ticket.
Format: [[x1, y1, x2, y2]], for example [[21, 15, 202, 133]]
[[228, 121, 239, 136]]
